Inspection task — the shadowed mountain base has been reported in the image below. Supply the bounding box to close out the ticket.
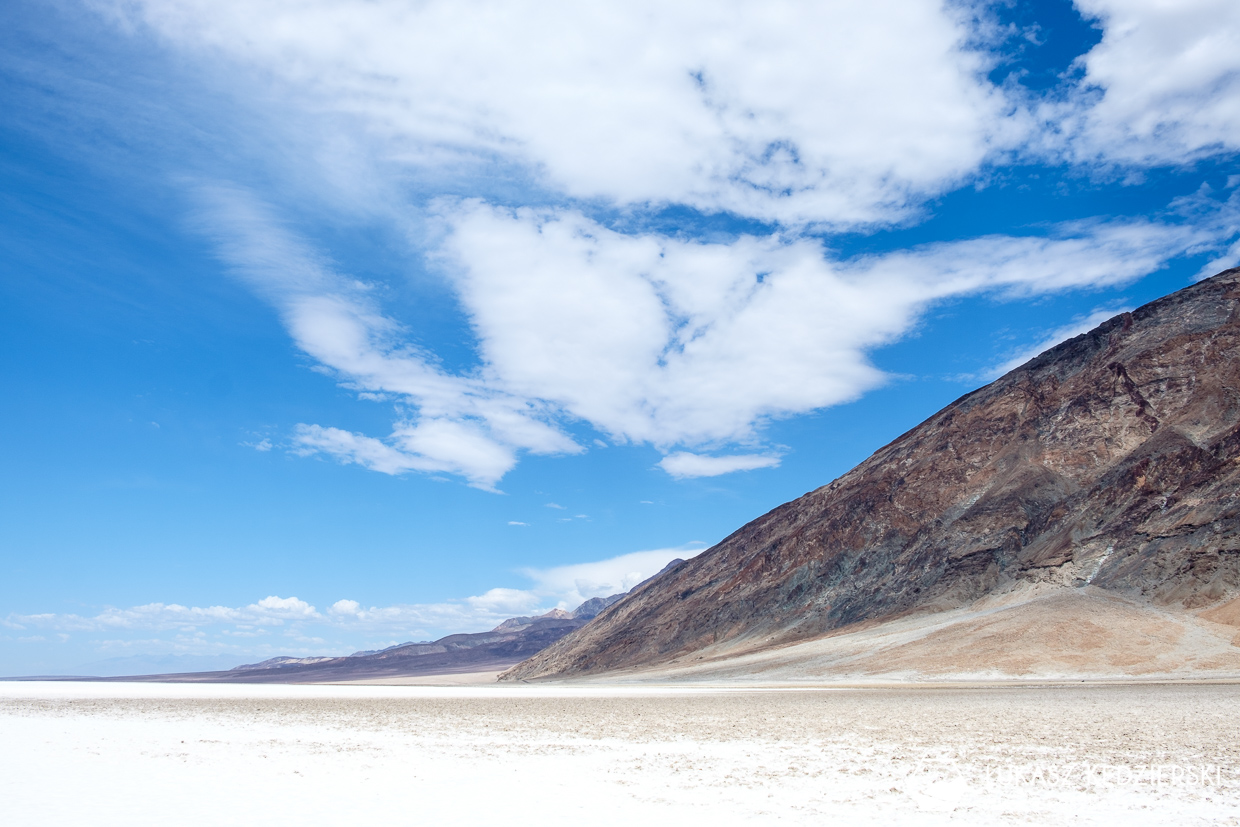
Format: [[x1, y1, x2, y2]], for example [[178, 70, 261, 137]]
[[550, 584, 1240, 684]]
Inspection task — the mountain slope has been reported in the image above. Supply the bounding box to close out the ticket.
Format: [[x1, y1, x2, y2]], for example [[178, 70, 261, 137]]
[[504, 269, 1240, 681]]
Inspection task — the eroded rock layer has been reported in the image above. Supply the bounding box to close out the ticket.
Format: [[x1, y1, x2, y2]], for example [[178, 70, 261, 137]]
[[504, 269, 1240, 680]]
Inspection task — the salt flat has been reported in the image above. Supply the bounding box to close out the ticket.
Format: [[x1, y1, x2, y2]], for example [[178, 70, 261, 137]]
[[2, 681, 1237, 825]]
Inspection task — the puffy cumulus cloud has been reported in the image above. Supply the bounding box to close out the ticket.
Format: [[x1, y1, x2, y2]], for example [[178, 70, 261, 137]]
[[102, 0, 1011, 228], [7, 596, 321, 633], [312, 600, 503, 632], [199, 186, 1236, 486], [327, 599, 360, 616], [2, 593, 478, 640], [0, 546, 721, 674], [659, 452, 782, 479], [4, 547, 707, 659], [436, 203, 1223, 452], [519, 545, 707, 609], [251, 596, 318, 616], [1058, 0, 1240, 165], [436, 204, 898, 447]]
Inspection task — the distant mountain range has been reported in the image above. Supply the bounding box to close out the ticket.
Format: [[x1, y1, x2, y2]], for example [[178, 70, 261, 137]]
[[199, 593, 630, 682], [504, 269, 1240, 682], [70, 589, 642, 683]]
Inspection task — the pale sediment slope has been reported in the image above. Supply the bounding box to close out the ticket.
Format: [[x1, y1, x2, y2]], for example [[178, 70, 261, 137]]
[[562, 585, 1240, 685]]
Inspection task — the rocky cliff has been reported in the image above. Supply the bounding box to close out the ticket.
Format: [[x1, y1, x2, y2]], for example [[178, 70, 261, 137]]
[[503, 269, 1240, 681]]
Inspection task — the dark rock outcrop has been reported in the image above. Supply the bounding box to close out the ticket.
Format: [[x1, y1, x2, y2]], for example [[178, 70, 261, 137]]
[[503, 269, 1240, 680], [570, 593, 628, 619]]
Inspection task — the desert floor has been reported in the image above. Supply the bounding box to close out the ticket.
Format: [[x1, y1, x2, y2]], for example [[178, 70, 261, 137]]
[[2, 680, 1237, 825]]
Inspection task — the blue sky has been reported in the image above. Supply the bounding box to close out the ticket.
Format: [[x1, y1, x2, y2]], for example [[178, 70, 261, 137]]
[[2, 0, 1239, 675]]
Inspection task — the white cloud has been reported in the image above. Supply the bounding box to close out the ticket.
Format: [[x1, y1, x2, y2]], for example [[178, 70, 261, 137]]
[[659, 452, 782, 479], [102, 0, 1240, 214], [507, 521, 528, 527], [1056, 0, 1240, 166], [252, 596, 317, 616], [87, 1, 1240, 487], [6, 596, 322, 633], [437, 204, 896, 447], [1197, 239, 1240, 281], [194, 186, 582, 489], [518, 545, 706, 609], [465, 588, 543, 616], [328, 599, 360, 616], [197, 186, 1234, 486], [438, 204, 1220, 452], [983, 306, 1132, 380], [292, 422, 520, 490], [293, 424, 432, 476], [5, 547, 706, 652], [103, 0, 1014, 228]]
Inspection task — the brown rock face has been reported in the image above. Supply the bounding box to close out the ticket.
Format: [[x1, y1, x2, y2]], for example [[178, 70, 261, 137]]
[[504, 269, 1240, 680]]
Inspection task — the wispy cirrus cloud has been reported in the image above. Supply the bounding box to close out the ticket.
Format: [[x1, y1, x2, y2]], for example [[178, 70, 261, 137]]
[[982, 306, 1133, 381], [101, 0, 1014, 228], [198, 187, 1234, 487], [193, 186, 582, 489], [659, 452, 782, 479], [86, 0, 1240, 486]]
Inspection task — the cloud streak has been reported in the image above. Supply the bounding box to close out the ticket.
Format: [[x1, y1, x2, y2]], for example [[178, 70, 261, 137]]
[[194, 186, 581, 488], [983, 306, 1134, 381], [104, 0, 1015, 228], [90, 0, 1240, 485], [659, 452, 782, 479], [202, 190, 1233, 485]]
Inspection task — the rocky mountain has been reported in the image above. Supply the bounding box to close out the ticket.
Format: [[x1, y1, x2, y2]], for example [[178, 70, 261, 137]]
[[503, 269, 1240, 681]]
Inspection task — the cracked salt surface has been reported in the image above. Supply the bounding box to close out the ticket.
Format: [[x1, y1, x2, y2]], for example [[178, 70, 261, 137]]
[[1, 681, 1237, 825]]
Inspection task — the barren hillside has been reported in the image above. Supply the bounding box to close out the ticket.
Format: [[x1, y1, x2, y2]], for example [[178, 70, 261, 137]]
[[505, 268, 1240, 681]]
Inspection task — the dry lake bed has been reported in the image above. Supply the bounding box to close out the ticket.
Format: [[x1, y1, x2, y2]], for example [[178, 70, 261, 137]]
[[2, 680, 1237, 825]]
